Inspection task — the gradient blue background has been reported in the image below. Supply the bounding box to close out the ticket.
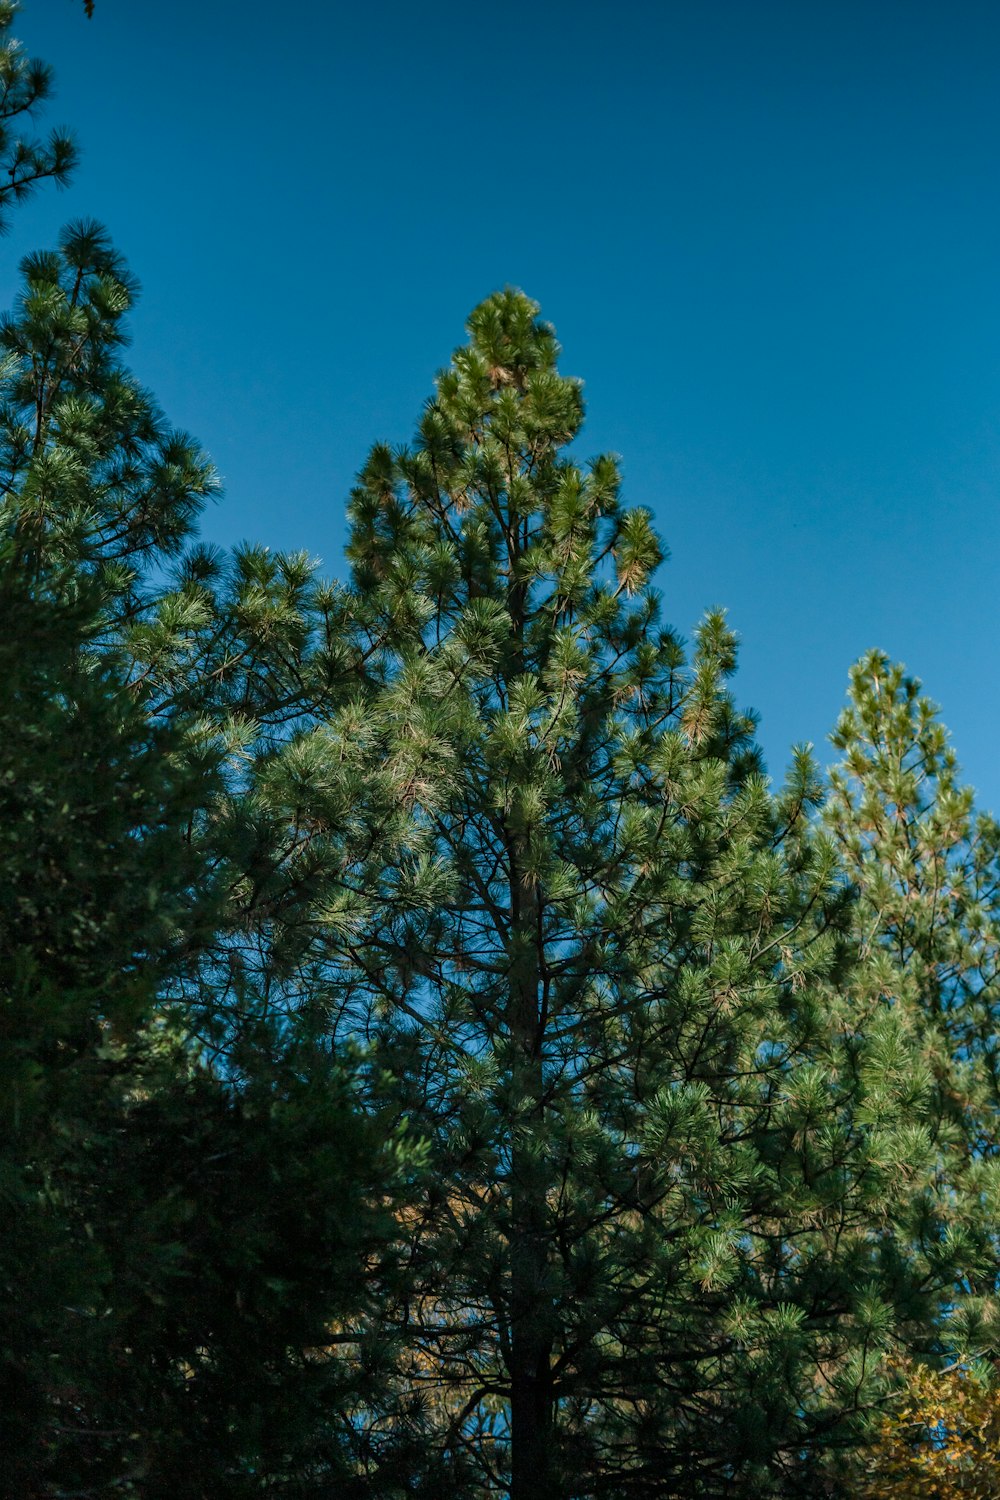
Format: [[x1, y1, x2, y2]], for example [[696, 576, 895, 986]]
[[6, 0, 999, 807]]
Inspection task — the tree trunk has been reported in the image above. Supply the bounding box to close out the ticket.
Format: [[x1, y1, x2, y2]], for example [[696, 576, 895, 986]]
[[508, 868, 555, 1500]]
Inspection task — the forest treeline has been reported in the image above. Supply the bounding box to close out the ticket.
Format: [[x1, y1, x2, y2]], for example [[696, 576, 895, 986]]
[[3, 7, 1000, 1497]]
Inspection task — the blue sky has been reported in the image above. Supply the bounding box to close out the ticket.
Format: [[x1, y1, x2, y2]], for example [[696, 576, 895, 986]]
[[6, 0, 999, 809]]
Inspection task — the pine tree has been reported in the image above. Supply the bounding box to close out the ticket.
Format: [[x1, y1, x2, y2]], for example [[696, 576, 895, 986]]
[[0, 220, 214, 591], [0, 536, 420, 1499], [0, 5, 979, 1487], [824, 652, 1000, 1362], [271, 290, 948, 1498], [0, 554, 209, 1489], [0, 2, 77, 233], [0, 24, 416, 1490]]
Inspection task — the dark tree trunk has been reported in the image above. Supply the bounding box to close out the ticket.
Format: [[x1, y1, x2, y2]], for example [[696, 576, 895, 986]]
[[508, 866, 555, 1500]]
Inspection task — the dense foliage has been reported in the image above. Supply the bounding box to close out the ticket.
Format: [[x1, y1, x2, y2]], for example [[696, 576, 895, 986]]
[[304, 292, 965, 1499], [854, 1359, 1000, 1498], [2, 7, 998, 1497]]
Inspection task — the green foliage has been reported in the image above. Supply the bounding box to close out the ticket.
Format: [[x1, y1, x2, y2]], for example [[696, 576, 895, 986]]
[[3, 1005, 416, 1497], [825, 652, 1000, 1363], [2, 9, 992, 1494], [0, 3, 77, 232], [0, 219, 216, 598], [826, 652, 1000, 1086], [239, 289, 948, 1498], [0, 24, 414, 1490], [0, 530, 423, 1495]]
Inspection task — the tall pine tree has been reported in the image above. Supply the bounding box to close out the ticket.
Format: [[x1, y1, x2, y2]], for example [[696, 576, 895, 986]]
[[2, 8, 982, 1489], [0, 21, 418, 1490], [825, 652, 1000, 1365], [266, 290, 949, 1498]]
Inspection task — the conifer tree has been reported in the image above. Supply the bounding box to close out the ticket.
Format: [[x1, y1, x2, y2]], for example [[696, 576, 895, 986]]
[[281, 291, 949, 1498], [0, 2, 77, 232], [1, 6, 982, 1489], [0, 24, 415, 1490], [825, 653, 1000, 1361], [0, 220, 214, 590], [0, 238, 423, 1499]]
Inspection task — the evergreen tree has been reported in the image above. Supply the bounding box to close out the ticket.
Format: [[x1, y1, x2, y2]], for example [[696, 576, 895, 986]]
[[1, 6, 984, 1490], [0, 28, 415, 1490], [0, 2, 77, 233], [273, 290, 947, 1498], [824, 653, 1000, 1361], [0, 219, 214, 593], [0, 555, 214, 1489], [0, 244, 420, 1498]]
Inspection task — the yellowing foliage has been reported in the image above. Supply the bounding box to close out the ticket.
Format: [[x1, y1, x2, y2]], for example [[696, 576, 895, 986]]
[[856, 1359, 1000, 1499]]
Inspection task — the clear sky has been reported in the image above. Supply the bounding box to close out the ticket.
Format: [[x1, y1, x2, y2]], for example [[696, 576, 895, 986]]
[[6, 0, 999, 809]]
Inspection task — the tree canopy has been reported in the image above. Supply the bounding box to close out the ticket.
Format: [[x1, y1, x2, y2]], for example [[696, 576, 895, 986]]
[[3, 7, 999, 1498]]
